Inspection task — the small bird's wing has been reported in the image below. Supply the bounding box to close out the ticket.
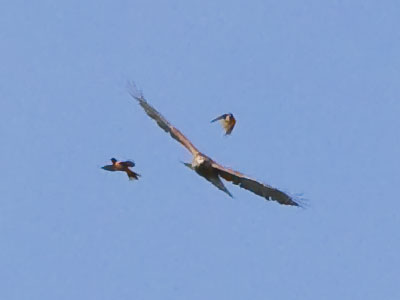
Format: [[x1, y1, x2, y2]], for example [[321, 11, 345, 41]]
[[211, 162, 300, 206], [128, 83, 199, 156], [120, 160, 135, 167], [211, 114, 227, 123], [101, 165, 115, 171]]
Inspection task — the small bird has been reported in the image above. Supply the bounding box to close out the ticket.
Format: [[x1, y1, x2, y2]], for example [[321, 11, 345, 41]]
[[128, 83, 301, 206], [211, 113, 236, 135], [102, 158, 140, 180]]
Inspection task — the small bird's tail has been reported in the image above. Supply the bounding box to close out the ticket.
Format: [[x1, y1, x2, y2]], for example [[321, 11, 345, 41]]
[[126, 169, 140, 180]]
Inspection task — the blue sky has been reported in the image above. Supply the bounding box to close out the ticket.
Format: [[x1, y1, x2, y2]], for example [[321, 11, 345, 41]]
[[1, 1, 399, 299]]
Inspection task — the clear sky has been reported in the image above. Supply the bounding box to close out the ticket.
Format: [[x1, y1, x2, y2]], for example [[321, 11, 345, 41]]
[[1, 1, 399, 299]]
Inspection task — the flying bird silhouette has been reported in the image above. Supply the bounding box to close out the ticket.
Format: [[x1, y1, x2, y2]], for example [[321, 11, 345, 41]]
[[102, 158, 140, 180], [128, 84, 300, 206], [211, 113, 236, 135]]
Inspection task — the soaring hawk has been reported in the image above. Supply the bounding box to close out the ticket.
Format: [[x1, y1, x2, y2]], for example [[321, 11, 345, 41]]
[[128, 84, 300, 206]]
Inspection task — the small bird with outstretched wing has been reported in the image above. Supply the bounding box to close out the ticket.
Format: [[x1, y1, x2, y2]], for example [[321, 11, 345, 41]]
[[102, 158, 140, 180], [128, 84, 300, 206], [211, 113, 236, 135]]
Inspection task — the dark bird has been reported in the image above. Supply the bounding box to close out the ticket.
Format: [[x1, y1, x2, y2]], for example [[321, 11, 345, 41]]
[[128, 84, 300, 206], [211, 113, 236, 135], [102, 158, 140, 180]]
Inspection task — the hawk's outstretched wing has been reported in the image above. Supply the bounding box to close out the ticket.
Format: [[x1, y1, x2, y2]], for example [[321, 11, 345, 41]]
[[182, 162, 233, 198], [211, 162, 300, 206], [128, 83, 199, 156]]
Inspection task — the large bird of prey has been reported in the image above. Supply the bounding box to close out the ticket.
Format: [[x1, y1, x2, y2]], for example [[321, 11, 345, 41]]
[[128, 84, 300, 206]]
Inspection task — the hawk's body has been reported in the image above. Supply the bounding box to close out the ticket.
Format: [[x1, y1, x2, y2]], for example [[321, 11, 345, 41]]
[[128, 84, 300, 206]]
